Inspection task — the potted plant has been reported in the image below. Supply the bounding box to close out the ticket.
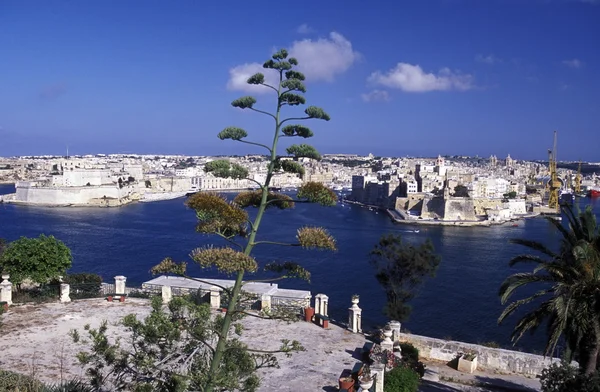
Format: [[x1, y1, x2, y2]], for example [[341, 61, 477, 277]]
[[338, 375, 355, 391], [359, 366, 373, 390], [351, 294, 360, 305], [457, 350, 478, 373], [0, 301, 7, 312], [304, 306, 315, 322]]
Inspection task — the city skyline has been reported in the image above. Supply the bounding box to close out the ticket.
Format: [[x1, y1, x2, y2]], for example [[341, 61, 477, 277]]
[[1, 0, 599, 160]]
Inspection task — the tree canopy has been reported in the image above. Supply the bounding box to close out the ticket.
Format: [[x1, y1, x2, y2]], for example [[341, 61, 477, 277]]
[[371, 234, 441, 321], [0, 234, 72, 288]]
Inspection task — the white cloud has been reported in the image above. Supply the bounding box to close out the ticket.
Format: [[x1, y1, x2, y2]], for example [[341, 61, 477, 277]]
[[562, 58, 584, 69], [289, 32, 360, 82], [367, 63, 474, 93], [475, 54, 501, 65], [361, 90, 390, 102], [226, 32, 359, 92], [296, 24, 314, 34], [226, 63, 280, 94]]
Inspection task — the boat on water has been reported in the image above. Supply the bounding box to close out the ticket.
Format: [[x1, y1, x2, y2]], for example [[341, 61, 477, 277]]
[[588, 187, 600, 198]]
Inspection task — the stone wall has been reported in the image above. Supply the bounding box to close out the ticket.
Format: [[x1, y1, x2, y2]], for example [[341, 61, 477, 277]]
[[398, 332, 564, 376], [395, 194, 425, 211], [443, 197, 476, 221], [420, 195, 445, 219], [14, 184, 138, 206], [154, 177, 192, 192]]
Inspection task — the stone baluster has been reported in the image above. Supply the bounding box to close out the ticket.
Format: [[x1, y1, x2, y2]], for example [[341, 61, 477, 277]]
[[210, 286, 221, 309], [0, 274, 12, 305], [315, 293, 323, 315], [321, 294, 329, 317], [260, 293, 271, 311], [371, 363, 385, 392], [348, 295, 362, 333], [388, 320, 402, 342], [114, 275, 127, 295], [162, 285, 172, 304], [381, 326, 394, 352], [60, 283, 71, 303]]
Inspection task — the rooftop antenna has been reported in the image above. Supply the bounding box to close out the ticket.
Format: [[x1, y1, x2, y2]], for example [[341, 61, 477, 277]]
[[66, 145, 69, 159]]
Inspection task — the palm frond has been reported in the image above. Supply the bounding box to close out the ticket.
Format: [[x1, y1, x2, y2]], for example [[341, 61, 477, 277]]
[[499, 273, 556, 304], [509, 239, 557, 260]]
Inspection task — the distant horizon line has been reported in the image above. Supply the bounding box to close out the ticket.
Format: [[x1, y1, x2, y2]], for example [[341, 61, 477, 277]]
[[1, 153, 598, 165]]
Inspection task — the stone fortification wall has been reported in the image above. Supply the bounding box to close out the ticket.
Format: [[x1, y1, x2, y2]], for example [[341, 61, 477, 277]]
[[473, 199, 503, 215], [395, 194, 425, 211], [420, 195, 445, 219], [399, 332, 564, 376], [472, 199, 527, 216], [154, 177, 192, 192], [443, 197, 476, 221], [15, 184, 138, 206]]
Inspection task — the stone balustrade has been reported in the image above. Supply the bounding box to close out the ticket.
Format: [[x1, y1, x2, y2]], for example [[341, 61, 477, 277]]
[[1, 274, 12, 305]]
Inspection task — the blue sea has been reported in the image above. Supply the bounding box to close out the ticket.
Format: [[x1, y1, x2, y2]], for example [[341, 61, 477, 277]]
[[2, 183, 599, 353]]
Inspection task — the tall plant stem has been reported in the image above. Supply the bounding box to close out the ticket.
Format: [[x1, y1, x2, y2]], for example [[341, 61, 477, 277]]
[[205, 70, 283, 392]]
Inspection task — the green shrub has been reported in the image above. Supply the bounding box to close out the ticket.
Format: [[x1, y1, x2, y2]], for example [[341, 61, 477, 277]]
[[398, 342, 425, 378], [400, 342, 419, 363], [384, 366, 420, 392], [62, 273, 102, 285], [0, 369, 44, 391], [44, 379, 94, 392], [540, 362, 600, 392]]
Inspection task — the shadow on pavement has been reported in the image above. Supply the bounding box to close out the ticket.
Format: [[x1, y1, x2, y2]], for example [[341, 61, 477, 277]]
[[419, 380, 463, 391], [475, 376, 539, 391]]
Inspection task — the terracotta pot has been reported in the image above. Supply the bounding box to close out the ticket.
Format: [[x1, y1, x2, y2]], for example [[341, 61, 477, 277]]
[[304, 307, 315, 322], [107, 296, 113, 302], [339, 377, 355, 391], [119, 296, 125, 303]]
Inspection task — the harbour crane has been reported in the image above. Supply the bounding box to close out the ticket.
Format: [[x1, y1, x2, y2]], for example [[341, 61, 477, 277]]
[[574, 160, 582, 195], [547, 131, 560, 212]]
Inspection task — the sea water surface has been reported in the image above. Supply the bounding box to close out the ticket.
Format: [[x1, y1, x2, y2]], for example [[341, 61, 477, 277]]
[[2, 183, 599, 353]]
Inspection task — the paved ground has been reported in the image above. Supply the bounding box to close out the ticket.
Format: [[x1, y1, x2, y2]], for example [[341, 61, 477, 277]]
[[419, 360, 541, 391], [0, 299, 541, 391]]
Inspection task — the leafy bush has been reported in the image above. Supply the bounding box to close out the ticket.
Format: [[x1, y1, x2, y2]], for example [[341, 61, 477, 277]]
[[0, 369, 44, 391], [399, 342, 425, 378], [44, 379, 95, 392], [540, 362, 600, 392], [384, 366, 420, 392], [400, 342, 419, 363]]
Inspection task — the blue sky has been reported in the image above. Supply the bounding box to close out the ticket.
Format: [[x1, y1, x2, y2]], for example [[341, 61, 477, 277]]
[[1, 0, 598, 160]]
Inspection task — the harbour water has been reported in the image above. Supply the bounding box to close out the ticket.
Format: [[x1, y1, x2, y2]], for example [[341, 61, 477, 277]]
[[1, 183, 599, 353]]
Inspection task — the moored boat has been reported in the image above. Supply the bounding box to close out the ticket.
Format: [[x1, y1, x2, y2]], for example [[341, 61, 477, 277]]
[[588, 187, 600, 198]]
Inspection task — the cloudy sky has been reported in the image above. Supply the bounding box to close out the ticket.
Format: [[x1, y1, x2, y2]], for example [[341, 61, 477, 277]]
[[0, 0, 598, 159]]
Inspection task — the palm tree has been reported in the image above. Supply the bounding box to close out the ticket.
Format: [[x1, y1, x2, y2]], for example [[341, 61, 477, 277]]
[[498, 204, 600, 375]]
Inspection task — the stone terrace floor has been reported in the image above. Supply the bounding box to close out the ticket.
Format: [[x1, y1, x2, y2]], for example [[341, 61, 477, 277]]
[[0, 299, 541, 391]]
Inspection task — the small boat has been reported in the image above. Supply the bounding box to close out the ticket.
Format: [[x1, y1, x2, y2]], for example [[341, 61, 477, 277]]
[[588, 187, 600, 198]]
